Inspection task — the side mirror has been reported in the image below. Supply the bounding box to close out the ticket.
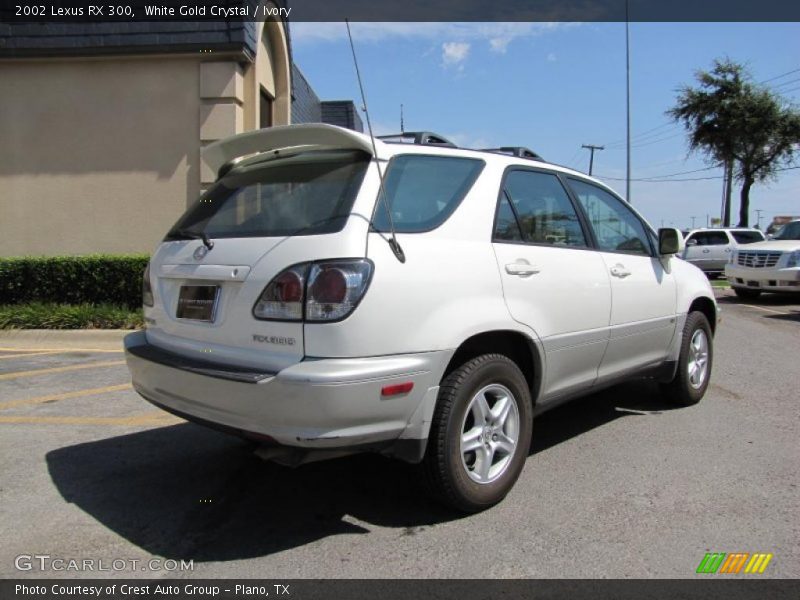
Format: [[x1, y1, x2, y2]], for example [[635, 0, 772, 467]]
[[659, 228, 685, 255], [685, 238, 698, 246]]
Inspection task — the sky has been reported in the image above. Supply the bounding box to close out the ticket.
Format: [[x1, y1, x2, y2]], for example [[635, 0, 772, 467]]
[[290, 22, 800, 230]]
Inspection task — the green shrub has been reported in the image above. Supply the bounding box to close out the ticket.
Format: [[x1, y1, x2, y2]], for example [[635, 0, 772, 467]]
[[0, 255, 148, 309], [0, 303, 143, 330]]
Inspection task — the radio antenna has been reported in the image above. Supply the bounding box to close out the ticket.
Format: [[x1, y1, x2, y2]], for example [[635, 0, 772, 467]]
[[345, 19, 405, 263]]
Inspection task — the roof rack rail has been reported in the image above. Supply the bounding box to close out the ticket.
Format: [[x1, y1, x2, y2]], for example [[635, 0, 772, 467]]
[[376, 131, 457, 147], [480, 146, 545, 162]]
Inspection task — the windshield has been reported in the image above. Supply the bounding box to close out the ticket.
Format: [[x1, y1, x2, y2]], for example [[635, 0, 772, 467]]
[[773, 221, 800, 240], [166, 151, 369, 240]]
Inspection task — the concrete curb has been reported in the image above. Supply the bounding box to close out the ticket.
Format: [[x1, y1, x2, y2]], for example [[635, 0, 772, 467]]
[[0, 329, 134, 351]]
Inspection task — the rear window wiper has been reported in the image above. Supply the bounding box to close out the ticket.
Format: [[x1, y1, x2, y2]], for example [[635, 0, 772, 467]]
[[169, 228, 214, 250]]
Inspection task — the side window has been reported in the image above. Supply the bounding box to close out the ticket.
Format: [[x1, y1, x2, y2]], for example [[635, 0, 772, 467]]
[[731, 231, 764, 244], [493, 193, 523, 241], [567, 178, 651, 256], [495, 170, 587, 247], [690, 231, 729, 246]]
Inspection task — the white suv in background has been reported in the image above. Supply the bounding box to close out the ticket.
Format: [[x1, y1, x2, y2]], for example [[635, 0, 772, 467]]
[[682, 228, 765, 276], [125, 125, 718, 512], [725, 220, 800, 299]]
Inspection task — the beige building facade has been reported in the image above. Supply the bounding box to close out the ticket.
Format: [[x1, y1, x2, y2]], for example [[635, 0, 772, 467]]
[[0, 16, 292, 256]]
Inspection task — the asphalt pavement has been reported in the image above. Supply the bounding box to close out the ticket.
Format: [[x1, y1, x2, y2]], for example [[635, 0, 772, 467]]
[[0, 289, 797, 579]]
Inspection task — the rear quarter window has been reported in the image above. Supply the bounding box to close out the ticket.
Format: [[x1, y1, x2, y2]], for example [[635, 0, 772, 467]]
[[372, 155, 485, 233]]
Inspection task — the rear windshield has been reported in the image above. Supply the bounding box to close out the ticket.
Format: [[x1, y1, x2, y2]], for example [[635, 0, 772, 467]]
[[731, 230, 765, 244], [166, 151, 369, 240], [372, 155, 485, 233]]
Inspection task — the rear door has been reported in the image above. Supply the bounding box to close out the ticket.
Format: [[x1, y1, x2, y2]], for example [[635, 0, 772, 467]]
[[684, 230, 730, 271], [565, 177, 677, 377], [146, 150, 370, 371], [492, 168, 611, 399]]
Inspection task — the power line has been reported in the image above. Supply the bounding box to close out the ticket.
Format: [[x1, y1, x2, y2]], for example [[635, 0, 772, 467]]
[[606, 125, 683, 149], [597, 174, 723, 182], [603, 121, 675, 147], [605, 130, 685, 150], [771, 77, 800, 90], [594, 165, 800, 183], [629, 131, 685, 148], [638, 165, 719, 179], [760, 67, 800, 84], [564, 147, 583, 169]]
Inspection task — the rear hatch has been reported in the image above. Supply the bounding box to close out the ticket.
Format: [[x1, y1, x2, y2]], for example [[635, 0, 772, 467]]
[[145, 149, 371, 372]]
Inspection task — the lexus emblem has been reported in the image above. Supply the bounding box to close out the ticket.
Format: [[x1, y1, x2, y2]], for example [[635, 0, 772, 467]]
[[193, 245, 209, 261]]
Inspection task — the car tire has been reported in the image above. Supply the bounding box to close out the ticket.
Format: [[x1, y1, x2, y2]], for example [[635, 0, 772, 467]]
[[733, 287, 761, 300], [661, 311, 713, 406], [421, 354, 533, 513]]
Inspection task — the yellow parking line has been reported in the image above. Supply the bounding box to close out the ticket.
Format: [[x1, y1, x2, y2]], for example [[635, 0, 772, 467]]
[[739, 304, 794, 315], [0, 412, 181, 426], [0, 383, 132, 411], [0, 360, 126, 381], [0, 351, 63, 360], [0, 347, 124, 354]]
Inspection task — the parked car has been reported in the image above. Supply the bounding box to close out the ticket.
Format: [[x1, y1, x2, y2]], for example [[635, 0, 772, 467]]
[[682, 228, 765, 276], [124, 124, 718, 512], [725, 219, 800, 299]]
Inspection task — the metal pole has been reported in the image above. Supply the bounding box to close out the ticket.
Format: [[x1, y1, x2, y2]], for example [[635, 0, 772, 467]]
[[625, 2, 631, 203]]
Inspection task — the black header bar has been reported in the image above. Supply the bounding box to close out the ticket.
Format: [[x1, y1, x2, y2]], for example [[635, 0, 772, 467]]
[[1, 0, 799, 23]]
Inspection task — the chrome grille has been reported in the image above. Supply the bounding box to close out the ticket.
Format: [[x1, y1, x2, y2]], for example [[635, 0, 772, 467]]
[[737, 251, 781, 268]]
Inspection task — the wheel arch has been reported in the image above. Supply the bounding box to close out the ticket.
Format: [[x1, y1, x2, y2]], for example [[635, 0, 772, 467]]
[[442, 329, 544, 406], [688, 295, 718, 335]]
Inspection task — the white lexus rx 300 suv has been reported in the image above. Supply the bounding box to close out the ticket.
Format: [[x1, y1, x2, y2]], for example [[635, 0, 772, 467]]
[[125, 124, 718, 512]]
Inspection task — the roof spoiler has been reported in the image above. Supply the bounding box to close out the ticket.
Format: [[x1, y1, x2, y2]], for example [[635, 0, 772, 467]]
[[203, 124, 378, 178]]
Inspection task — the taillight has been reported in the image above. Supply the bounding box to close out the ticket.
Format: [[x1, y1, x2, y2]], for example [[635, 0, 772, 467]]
[[253, 265, 306, 320], [252, 259, 373, 322], [142, 263, 154, 307], [306, 260, 372, 322]]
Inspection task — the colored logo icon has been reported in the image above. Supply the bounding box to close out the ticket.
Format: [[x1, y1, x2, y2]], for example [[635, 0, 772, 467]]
[[696, 552, 773, 574]]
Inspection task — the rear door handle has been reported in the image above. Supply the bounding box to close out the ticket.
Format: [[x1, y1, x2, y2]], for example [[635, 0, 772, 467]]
[[505, 263, 540, 276], [610, 264, 631, 278]]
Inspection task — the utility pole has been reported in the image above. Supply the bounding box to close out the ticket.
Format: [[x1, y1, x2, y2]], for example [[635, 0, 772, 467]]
[[400, 104, 404, 133], [581, 144, 604, 175], [706, 214, 710, 227], [755, 209, 764, 230], [625, 0, 632, 204], [690, 216, 696, 229]]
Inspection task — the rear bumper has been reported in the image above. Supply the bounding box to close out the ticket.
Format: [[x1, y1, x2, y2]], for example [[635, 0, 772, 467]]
[[124, 331, 449, 456], [725, 264, 800, 292], [685, 258, 727, 272]]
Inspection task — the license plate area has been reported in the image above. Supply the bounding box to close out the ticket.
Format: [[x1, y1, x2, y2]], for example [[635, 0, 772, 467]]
[[176, 285, 220, 322]]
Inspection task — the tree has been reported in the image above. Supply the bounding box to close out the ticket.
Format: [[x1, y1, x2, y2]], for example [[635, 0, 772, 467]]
[[668, 59, 800, 227]]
